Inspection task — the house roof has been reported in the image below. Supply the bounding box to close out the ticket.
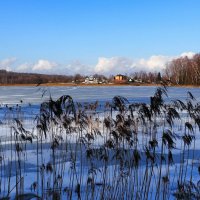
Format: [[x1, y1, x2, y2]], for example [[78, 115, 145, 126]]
[[115, 74, 126, 77]]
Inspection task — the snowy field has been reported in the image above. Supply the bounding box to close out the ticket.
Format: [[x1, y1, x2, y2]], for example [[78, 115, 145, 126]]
[[0, 86, 200, 199]]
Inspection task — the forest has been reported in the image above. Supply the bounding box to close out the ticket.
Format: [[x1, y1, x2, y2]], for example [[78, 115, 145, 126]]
[[164, 53, 200, 85], [0, 70, 74, 84]]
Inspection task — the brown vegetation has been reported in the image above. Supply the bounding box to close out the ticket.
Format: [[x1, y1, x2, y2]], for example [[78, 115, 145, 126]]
[[164, 53, 200, 85], [0, 70, 74, 84]]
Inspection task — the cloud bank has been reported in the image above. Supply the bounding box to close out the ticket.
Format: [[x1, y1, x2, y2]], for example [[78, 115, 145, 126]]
[[0, 57, 17, 71], [94, 52, 196, 75], [32, 60, 58, 71], [0, 52, 196, 75], [95, 57, 133, 74], [16, 59, 59, 73], [66, 60, 93, 75]]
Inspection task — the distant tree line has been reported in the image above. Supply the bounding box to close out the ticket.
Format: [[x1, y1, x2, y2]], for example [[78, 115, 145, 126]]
[[0, 70, 74, 84], [130, 71, 162, 83], [0, 70, 108, 84], [0, 70, 162, 85], [164, 53, 200, 85]]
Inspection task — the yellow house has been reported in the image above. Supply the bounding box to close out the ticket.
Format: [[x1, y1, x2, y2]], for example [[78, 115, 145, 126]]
[[114, 74, 127, 82]]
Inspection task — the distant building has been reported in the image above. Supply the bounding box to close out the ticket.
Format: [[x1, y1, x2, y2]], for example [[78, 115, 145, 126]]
[[114, 74, 127, 83], [128, 78, 133, 82], [84, 76, 98, 84], [134, 79, 142, 83]]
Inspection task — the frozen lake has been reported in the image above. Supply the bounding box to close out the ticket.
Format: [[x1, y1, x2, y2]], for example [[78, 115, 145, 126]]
[[0, 85, 200, 105], [1, 85, 200, 120], [0, 85, 199, 121]]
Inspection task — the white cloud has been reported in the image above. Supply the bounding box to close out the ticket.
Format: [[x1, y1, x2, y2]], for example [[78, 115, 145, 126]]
[[32, 59, 58, 71], [133, 55, 173, 71], [66, 60, 93, 75], [94, 56, 169, 75], [94, 57, 133, 74], [17, 63, 31, 71], [2, 52, 195, 75], [16, 59, 59, 73], [94, 52, 196, 75], [0, 57, 17, 71], [180, 51, 195, 59]]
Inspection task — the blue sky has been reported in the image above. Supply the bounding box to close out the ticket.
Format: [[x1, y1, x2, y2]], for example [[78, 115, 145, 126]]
[[0, 0, 199, 75]]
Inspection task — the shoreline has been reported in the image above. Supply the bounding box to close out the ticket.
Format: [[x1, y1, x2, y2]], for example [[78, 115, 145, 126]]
[[0, 82, 200, 88]]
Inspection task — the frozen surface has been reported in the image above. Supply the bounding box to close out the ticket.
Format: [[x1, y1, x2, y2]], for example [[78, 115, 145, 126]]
[[1, 86, 200, 105]]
